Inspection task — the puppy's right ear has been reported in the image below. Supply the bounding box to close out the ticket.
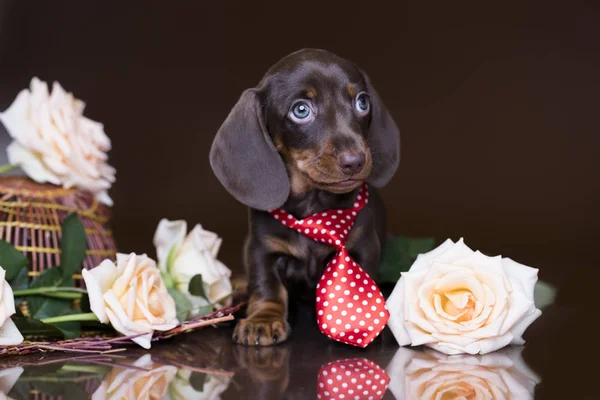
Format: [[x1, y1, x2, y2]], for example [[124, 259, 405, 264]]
[[210, 89, 290, 211]]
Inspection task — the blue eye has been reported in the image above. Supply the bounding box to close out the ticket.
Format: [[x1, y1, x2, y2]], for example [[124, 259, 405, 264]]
[[355, 93, 370, 115], [290, 101, 313, 123]]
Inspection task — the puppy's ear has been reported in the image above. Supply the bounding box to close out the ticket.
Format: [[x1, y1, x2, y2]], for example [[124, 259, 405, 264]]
[[210, 89, 290, 211], [362, 73, 401, 187]]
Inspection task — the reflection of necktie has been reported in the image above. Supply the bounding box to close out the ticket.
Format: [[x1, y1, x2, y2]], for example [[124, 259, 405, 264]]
[[317, 358, 390, 400], [270, 184, 389, 348]]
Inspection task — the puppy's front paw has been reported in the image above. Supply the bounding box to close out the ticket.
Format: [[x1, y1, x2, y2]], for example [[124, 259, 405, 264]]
[[233, 316, 290, 346]]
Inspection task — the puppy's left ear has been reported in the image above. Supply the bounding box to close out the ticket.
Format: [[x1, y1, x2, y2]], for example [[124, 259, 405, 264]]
[[362, 72, 401, 187]]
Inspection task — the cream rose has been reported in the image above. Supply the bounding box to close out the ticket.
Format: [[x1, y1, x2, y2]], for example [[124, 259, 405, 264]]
[[168, 370, 231, 400], [0, 267, 23, 346], [92, 354, 177, 400], [154, 219, 232, 305], [0, 367, 23, 400], [386, 347, 539, 400], [82, 253, 178, 349], [0, 77, 115, 205], [387, 238, 542, 355]]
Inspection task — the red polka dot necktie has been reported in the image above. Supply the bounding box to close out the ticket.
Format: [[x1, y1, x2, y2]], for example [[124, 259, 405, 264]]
[[317, 358, 390, 400], [270, 184, 390, 348]]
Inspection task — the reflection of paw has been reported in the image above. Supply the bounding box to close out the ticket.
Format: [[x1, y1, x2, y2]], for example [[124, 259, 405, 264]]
[[232, 316, 290, 346], [233, 344, 290, 389]]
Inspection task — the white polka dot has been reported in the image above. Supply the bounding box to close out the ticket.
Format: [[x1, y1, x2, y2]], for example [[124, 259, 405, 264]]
[[359, 287, 365, 293], [380, 311, 385, 317], [340, 332, 345, 337], [338, 298, 344, 303], [317, 219, 322, 224], [336, 240, 341, 245], [336, 319, 342, 325], [363, 279, 368, 285], [362, 300, 368, 306], [321, 229, 327, 234], [354, 202, 359, 207], [332, 305, 339, 311], [335, 285, 341, 291], [368, 326, 374, 331], [287, 215, 293, 219], [331, 327, 337, 333], [332, 259, 337, 264], [274, 214, 279, 219], [374, 318, 380, 324], [326, 221, 331, 225], [317, 297, 321, 302], [350, 282, 356, 287], [356, 274, 361, 279], [327, 280, 333, 285], [357, 339, 362, 343], [321, 288, 326, 294], [332, 215, 337, 219], [356, 307, 362, 313], [340, 234, 344, 238], [305, 229, 310, 234], [376, 298, 382, 304], [313, 228, 318, 234], [347, 302, 353, 308], [338, 264, 345, 269], [341, 310, 348, 316], [353, 295, 359, 300], [363, 332, 368, 337], [322, 323, 328, 329], [371, 306, 377, 311], [365, 313, 371, 318], [350, 315, 357, 321], [348, 269, 353, 274], [329, 293, 335, 299], [322, 212, 328, 216], [349, 335, 354, 340], [352, 211, 356, 216], [341, 277, 347, 282], [323, 301, 329, 306], [330, 230, 336, 234], [327, 314, 333, 320], [336, 224, 341, 228], [318, 310, 324, 315], [359, 320, 365, 326], [367, 293, 373, 298], [354, 328, 359, 333]]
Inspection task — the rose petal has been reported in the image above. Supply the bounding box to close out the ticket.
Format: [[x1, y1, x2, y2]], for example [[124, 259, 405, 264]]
[[0, 317, 24, 346], [153, 219, 188, 272]]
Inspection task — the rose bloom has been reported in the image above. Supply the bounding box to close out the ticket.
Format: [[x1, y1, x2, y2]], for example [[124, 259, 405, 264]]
[[154, 219, 232, 305], [386, 347, 539, 400], [0, 267, 23, 346], [0, 77, 115, 205], [92, 355, 177, 400], [82, 253, 178, 349], [387, 238, 541, 355]]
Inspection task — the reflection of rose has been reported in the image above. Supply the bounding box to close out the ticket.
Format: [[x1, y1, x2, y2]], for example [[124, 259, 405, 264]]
[[0, 78, 116, 205], [167, 370, 231, 400], [0, 367, 23, 400], [92, 355, 177, 400], [0, 266, 23, 346], [83, 253, 178, 349], [154, 219, 232, 305], [386, 347, 539, 400], [387, 238, 541, 355]]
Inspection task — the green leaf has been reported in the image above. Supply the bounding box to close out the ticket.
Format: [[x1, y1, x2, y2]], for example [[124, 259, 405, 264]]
[[0, 239, 29, 280], [59, 213, 87, 280], [53, 321, 81, 339], [13, 318, 66, 339], [11, 266, 29, 309], [188, 274, 206, 298], [379, 236, 436, 283], [27, 268, 72, 320], [168, 287, 194, 321], [189, 372, 207, 392]]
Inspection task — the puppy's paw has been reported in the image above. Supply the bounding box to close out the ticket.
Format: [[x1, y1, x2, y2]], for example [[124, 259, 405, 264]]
[[233, 316, 290, 346]]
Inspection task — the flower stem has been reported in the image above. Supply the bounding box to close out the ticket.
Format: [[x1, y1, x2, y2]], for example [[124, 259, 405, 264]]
[[0, 164, 16, 174], [41, 313, 98, 324], [13, 287, 87, 299]]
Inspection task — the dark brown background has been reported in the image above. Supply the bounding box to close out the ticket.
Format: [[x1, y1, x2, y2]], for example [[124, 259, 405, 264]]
[[0, 1, 598, 289]]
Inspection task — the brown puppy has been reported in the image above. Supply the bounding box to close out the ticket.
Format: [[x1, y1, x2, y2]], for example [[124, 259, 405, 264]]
[[210, 49, 400, 346]]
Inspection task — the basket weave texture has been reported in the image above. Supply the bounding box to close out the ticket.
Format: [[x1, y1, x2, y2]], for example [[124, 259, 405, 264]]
[[0, 176, 116, 284]]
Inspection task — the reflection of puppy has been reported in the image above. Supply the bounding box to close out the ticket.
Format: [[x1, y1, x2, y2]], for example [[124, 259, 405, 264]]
[[232, 345, 291, 399], [210, 49, 400, 346]]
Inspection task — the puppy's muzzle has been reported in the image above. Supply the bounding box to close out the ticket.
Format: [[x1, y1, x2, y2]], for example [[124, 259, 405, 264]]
[[338, 151, 366, 176]]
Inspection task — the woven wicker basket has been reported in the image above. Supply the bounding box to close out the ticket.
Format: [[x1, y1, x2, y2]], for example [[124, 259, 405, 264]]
[[0, 176, 117, 285]]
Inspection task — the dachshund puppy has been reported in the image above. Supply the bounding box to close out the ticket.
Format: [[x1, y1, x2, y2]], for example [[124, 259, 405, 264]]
[[210, 49, 400, 346]]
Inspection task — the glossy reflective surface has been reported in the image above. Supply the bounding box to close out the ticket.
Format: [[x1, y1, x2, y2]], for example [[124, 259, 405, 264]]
[[1, 295, 597, 400]]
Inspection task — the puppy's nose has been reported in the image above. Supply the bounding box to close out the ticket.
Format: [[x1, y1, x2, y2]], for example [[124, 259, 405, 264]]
[[338, 152, 365, 176]]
